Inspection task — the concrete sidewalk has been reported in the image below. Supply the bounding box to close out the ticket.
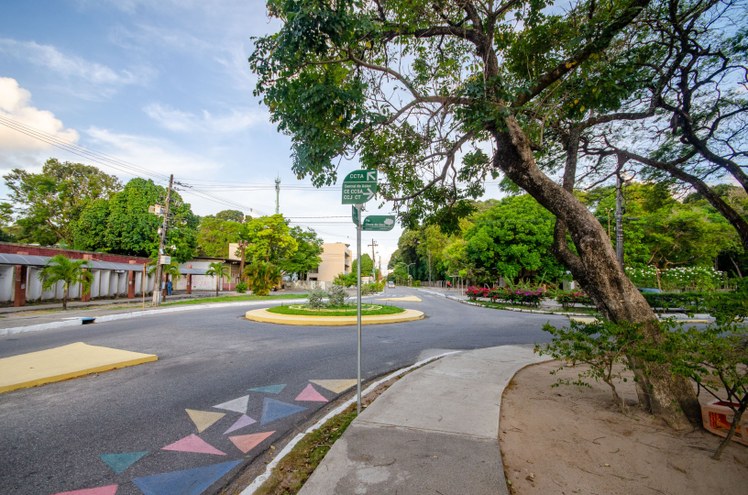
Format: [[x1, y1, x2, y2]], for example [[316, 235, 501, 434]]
[[297, 345, 549, 495]]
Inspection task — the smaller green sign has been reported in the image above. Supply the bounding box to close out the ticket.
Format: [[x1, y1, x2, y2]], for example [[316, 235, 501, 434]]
[[352, 205, 360, 225], [362, 215, 396, 231]]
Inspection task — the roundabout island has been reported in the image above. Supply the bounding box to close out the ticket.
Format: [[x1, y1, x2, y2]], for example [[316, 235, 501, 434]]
[[245, 303, 425, 326]]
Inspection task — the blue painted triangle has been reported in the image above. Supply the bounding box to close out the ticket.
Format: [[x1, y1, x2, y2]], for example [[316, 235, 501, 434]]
[[133, 460, 241, 495], [249, 384, 286, 394], [261, 398, 306, 425], [100, 451, 148, 474]]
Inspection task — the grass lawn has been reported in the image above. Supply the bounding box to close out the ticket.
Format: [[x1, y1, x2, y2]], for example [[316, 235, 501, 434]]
[[267, 303, 405, 317]]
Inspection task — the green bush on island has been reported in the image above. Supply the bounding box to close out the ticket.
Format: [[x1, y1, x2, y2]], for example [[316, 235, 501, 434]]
[[268, 303, 405, 317]]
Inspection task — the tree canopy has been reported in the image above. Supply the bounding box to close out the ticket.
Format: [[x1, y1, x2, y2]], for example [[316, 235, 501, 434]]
[[5, 159, 121, 246]]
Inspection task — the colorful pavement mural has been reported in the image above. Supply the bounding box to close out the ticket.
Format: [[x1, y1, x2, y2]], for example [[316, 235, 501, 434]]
[[53, 379, 356, 495]]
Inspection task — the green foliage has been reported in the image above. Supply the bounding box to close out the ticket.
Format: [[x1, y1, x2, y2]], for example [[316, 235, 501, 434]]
[[333, 272, 357, 287], [5, 159, 121, 246], [38, 255, 93, 310], [245, 261, 281, 296], [657, 322, 748, 459], [307, 288, 327, 309], [536, 320, 644, 411], [625, 265, 726, 292], [75, 178, 198, 262], [282, 226, 323, 279], [464, 195, 564, 284], [350, 253, 374, 277], [327, 284, 347, 306], [243, 214, 298, 265], [235, 281, 248, 293], [196, 215, 242, 258]]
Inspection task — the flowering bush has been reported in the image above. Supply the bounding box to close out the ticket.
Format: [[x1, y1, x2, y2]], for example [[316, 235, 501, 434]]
[[465, 286, 489, 300], [625, 265, 725, 292], [555, 290, 592, 309], [467, 286, 545, 306]]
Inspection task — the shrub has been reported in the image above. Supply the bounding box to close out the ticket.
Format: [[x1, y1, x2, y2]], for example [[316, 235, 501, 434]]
[[555, 290, 592, 309], [235, 281, 247, 293], [535, 320, 643, 411], [327, 285, 347, 306], [465, 286, 489, 300], [307, 289, 327, 309]]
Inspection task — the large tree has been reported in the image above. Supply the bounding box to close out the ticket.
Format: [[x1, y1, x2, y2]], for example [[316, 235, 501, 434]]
[[196, 215, 243, 258], [282, 226, 323, 280], [465, 195, 565, 283], [5, 159, 121, 246], [74, 178, 198, 262], [250, 0, 703, 427]]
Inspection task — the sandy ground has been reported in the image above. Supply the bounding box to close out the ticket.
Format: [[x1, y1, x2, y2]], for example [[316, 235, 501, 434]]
[[500, 361, 747, 495]]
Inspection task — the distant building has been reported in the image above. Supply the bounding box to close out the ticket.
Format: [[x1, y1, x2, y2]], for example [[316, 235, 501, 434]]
[[307, 243, 352, 284]]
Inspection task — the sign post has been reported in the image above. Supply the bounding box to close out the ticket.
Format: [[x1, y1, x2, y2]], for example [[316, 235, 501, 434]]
[[342, 170, 377, 414]]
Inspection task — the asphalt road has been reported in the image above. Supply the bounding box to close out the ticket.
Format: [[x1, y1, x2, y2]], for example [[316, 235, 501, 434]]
[[0, 288, 567, 495]]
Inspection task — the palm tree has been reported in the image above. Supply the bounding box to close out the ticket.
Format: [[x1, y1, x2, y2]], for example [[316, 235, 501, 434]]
[[244, 261, 281, 296], [148, 260, 181, 299], [38, 255, 93, 310], [205, 261, 230, 296]]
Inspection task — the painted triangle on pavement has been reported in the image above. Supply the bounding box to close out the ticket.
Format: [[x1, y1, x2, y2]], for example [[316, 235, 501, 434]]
[[310, 379, 357, 394], [186, 409, 225, 433], [224, 414, 256, 434], [53, 485, 118, 495], [100, 451, 148, 474], [260, 398, 306, 425], [295, 384, 328, 402], [162, 434, 226, 456], [213, 395, 249, 414], [228, 431, 275, 454], [133, 460, 240, 495], [249, 384, 286, 394]]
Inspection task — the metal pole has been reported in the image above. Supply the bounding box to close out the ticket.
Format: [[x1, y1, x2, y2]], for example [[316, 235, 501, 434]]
[[152, 174, 174, 306], [356, 204, 362, 415]]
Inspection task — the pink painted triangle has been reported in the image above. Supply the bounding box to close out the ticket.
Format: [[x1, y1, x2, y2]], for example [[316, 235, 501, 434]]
[[162, 434, 226, 456], [53, 485, 118, 495], [295, 383, 329, 402], [229, 431, 275, 453], [224, 414, 257, 434]]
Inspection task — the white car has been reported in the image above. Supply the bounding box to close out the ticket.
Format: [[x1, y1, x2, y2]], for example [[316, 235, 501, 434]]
[[387, 281, 395, 288]]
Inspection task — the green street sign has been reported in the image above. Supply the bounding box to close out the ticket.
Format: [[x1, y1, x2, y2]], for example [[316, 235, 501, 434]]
[[352, 205, 360, 225], [342, 169, 377, 204], [363, 215, 396, 231]]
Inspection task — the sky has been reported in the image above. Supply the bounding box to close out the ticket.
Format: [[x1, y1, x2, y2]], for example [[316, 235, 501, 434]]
[[0, 0, 407, 268]]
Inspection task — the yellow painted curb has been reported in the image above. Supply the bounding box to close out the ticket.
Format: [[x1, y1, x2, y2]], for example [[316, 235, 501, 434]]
[[0, 342, 158, 394], [245, 308, 425, 326]]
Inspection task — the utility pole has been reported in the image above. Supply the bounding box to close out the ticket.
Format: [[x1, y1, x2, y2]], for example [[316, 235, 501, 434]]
[[152, 174, 174, 306], [368, 239, 378, 280], [275, 176, 281, 214]]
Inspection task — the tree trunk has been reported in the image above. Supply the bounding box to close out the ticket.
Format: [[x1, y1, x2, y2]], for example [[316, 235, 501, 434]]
[[63, 286, 68, 311], [493, 117, 700, 429]]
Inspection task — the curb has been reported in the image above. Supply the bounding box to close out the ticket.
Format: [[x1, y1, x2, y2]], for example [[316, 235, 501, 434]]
[[239, 350, 462, 495], [244, 308, 425, 326]]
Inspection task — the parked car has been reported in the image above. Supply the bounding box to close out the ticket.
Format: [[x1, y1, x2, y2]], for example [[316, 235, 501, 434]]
[[387, 281, 395, 288]]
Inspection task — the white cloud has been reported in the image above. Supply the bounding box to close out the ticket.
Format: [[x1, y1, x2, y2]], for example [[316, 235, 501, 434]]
[[0, 77, 79, 151], [143, 103, 269, 134], [0, 39, 154, 95]]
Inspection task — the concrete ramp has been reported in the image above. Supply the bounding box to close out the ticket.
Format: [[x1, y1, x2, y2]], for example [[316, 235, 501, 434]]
[[0, 342, 158, 393]]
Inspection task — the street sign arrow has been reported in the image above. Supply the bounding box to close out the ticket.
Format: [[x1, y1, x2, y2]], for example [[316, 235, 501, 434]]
[[342, 169, 378, 205]]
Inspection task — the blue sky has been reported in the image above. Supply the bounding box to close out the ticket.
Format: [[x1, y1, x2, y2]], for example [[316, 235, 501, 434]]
[[0, 0, 403, 266]]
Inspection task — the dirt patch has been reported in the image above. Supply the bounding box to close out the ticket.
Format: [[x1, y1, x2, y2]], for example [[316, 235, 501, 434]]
[[500, 361, 747, 495]]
